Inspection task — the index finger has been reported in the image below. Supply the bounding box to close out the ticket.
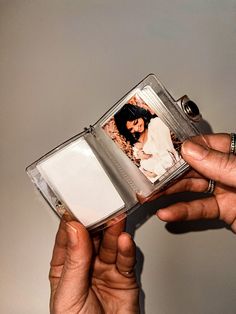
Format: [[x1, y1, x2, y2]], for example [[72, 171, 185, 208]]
[[157, 196, 220, 222], [99, 218, 126, 264]]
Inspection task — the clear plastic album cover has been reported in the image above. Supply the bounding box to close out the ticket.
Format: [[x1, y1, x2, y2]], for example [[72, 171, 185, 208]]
[[35, 138, 125, 228], [26, 74, 202, 231]]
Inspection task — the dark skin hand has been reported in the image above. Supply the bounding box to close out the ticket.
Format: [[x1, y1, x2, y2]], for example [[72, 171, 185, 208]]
[[49, 218, 139, 314], [153, 133, 236, 233]]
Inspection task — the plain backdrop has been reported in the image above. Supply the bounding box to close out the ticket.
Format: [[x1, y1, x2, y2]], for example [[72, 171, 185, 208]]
[[1, 1, 236, 313]]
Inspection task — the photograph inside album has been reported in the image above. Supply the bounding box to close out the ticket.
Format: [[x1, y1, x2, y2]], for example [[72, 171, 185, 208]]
[[26, 74, 202, 231]]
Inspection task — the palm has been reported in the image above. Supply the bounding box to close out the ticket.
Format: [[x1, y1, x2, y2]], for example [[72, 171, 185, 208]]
[[80, 259, 138, 314], [50, 219, 139, 314]]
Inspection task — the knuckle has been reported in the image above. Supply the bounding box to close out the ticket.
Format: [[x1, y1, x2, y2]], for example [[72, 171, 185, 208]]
[[179, 203, 190, 220], [200, 198, 219, 219], [185, 178, 194, 191], [65, 252, 85, 271]]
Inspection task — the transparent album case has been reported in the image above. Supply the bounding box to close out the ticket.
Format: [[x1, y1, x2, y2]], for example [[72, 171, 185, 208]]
[[26, 74, 202, 231]]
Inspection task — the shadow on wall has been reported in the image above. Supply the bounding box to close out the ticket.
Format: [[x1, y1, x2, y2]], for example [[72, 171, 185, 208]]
[[126, 191, 231, 314]]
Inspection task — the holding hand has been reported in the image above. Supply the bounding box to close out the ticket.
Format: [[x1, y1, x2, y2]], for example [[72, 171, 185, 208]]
[[49, 219, 139, 314], [156, 133, 236, 232]]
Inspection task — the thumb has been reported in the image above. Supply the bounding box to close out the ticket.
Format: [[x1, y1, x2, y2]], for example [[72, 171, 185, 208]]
[[56, 221, 92, 307], [181, 140, 236, 188]]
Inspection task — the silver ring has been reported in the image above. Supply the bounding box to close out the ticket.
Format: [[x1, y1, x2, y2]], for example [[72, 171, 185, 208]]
[[205, 179, 215, 194], [230, 133, 236, 155]]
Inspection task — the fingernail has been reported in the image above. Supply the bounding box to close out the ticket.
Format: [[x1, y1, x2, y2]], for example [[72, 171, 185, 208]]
[[157, 209, 169, 220], [66, 222, 79, 246], [181, 140, 209, 161]]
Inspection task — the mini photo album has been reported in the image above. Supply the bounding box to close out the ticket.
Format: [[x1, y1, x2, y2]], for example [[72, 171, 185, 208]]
[[26, 74, 203, 231]]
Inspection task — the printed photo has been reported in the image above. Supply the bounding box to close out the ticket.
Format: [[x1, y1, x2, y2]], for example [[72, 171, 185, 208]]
[[102, 93, 182, 183]]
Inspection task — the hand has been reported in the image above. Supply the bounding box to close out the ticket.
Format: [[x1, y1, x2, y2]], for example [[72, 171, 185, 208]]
[[49, 219, 139, 314], [156, 133, 236, 232]]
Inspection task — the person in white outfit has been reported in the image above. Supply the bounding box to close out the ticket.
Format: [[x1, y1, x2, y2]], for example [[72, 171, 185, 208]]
[[114, 103, 180, 182]]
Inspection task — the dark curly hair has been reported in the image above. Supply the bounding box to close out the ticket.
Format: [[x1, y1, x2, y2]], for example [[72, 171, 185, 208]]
[[114, 103, 156, 145]]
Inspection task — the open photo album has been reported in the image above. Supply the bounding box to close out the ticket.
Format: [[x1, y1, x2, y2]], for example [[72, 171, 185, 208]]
[[26, 74, 202, 231]]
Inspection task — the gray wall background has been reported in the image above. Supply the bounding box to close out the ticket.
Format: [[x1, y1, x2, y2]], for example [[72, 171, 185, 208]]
[[1, 1, 236, 313]]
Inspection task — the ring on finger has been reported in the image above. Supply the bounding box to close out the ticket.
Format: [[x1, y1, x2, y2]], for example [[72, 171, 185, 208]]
[[230, 133, 236, 155], [205, 179, 216, 194]]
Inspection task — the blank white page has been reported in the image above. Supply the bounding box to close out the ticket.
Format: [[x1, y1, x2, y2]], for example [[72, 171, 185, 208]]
[[36, 138, 124, 227]]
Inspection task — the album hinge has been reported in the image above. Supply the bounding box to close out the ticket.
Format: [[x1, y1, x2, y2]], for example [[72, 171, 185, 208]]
[[84, 125, 96, 136]]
